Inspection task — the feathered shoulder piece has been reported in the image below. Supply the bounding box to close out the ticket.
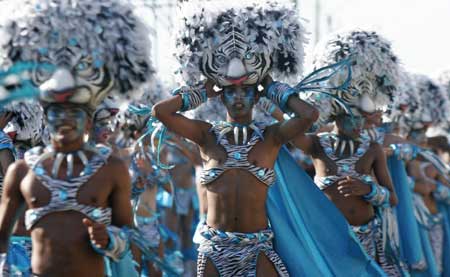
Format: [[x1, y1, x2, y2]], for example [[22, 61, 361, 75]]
[[175, 0, 306, 86]]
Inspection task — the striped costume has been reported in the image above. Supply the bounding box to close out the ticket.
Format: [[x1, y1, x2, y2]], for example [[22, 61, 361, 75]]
[[197, 224, 288, 277], [197, 122, 286, 276], [314, 133, 404, 276], [351, 216, 404, 276]]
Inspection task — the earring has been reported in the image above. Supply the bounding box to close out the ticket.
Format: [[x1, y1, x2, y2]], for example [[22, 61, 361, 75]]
[[257, 84, 264, 93], [213, 85, 223, 93]]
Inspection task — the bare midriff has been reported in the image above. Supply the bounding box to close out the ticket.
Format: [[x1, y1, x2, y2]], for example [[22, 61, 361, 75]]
[[205, 169, 269, 233]]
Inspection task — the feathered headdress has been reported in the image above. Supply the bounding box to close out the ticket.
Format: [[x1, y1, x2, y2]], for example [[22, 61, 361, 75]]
[[408, 74, 449, 129], [437, 69, 450, 104], [0, 0, 154, 110], [175, 0, 307, 86], [385, 69, 418, 124], [303, 29, 401, 126], [3, 101, 44, 145]]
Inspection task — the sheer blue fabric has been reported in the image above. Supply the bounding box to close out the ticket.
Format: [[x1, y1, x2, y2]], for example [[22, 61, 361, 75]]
[[439, 204, 450, 277], [267, 146, 386, 276], [6, 236, 31, 276], [411, 226, 440, 277], [105, 251, 139, 277], [387, 156, 424, 266]]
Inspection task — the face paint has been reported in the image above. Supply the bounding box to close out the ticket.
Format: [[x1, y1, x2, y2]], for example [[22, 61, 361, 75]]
[[94, 118, 114, 144], [339, 115, 365, 138], [222, 86, 256, 118], [46, 105, 88, 143]]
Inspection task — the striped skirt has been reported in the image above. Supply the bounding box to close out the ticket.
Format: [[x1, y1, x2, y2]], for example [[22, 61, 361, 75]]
[[196, 225, 288, 277], [428, 222, 444, 274], [352, 217, 404, 277]]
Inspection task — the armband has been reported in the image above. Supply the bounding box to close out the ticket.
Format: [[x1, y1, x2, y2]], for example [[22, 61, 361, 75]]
[[172, 84, 207, 112], [90, 226, 130, 261], [266, 81, 297, 113], [362, 177, 391, 207]]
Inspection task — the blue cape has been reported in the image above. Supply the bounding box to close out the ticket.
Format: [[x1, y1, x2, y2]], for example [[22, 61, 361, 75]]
[[267, 146, 386, 276], [387, 156, 424, 267]]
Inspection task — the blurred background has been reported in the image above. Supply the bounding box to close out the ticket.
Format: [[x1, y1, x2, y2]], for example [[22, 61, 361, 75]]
[[2, 0, 449, 83]]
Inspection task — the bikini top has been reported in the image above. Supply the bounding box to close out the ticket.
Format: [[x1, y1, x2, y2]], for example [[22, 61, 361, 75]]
[[200, 122, 275, 186], [314, 133, 373, 190], [24, 145, 112, 230]]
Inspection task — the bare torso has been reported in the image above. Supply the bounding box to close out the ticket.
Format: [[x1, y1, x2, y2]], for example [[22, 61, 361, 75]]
[[18, 155, 119, 276], [200, 130, 280, 232], [311, 136, 377, 225]]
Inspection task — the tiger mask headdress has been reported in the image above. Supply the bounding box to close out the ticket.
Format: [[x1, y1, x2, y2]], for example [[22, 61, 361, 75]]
[[0, 0, 154, 111], [175, 0, 306, 87]]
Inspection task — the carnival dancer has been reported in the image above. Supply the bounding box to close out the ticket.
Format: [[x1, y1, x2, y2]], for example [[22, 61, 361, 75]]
[[0, 0, 154, 275], [295, 30, 405, 276], [401, 74, 450, 276], [158, 133, 199, 275], [123, 99, 180, 277], [154, 1, 320, 275], [1, 101, 45, 276], [90, 96, 120, 148]]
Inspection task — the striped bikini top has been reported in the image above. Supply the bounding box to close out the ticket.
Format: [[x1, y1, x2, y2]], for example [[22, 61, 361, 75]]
[[314, 133, 373, 190], [200, 122, 275, 186], [24, 145, 113, 230]]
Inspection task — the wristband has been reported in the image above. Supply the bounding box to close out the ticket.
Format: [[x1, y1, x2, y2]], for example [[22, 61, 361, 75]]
[[90, 226, 130, 261], [173, 84, 207, 112], [266, 81, 297, 113], [361, 176, 391, 207]]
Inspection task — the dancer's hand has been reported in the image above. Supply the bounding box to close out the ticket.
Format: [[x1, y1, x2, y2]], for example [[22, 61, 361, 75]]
[[83, 218, 110, 249], [337, 176, 372, 197]]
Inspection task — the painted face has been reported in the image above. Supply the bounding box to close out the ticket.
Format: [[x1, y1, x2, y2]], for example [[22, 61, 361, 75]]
[[201, 27, 271, 87], [222, 86, 257, 118], [337, 114, 365, 138], [361, 110, 383, 127], [94, 117, 114, 144], [46, 105, 88, 144]]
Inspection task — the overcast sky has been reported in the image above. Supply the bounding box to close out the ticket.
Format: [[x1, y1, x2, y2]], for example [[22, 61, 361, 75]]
[[0, 0, 448, 79], [300, 0, 450, 77]]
